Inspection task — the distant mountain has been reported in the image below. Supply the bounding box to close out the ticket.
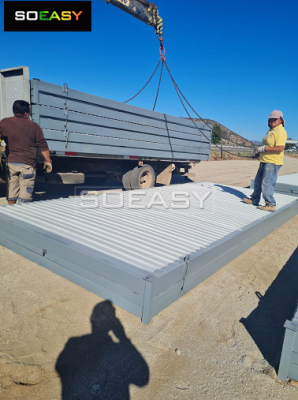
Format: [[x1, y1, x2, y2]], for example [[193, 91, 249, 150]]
[[188, 118, 254, 147]]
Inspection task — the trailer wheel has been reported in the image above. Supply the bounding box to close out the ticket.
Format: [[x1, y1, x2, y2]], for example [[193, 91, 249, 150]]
[[122, 170, 132, 190], [131, 165, 155, 190]]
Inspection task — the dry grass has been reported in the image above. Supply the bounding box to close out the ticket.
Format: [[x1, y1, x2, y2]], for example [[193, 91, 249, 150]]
[[209, 151, 254, 161]]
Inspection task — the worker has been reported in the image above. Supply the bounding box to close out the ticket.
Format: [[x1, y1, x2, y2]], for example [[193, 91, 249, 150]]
[[244, 110, 287, 212], [0, 100, 52, 204]]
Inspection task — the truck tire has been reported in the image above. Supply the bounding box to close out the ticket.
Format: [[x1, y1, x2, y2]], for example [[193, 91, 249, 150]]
[[131, 165, 156, 190], [122, 170, 132, 190]]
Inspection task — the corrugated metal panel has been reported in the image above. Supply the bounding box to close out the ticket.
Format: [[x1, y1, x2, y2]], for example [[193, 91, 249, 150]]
[[30, 80, 211, 161], [0, 182, 297, 323], [278, 305, 298, 382], [251, 173, 298, 196]]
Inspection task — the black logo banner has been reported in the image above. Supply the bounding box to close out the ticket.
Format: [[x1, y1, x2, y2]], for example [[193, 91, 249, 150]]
[[4, 1, 92, 31]]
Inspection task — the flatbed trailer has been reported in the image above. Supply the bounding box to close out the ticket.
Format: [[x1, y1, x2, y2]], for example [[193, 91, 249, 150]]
[[0, 66, 211, 189]]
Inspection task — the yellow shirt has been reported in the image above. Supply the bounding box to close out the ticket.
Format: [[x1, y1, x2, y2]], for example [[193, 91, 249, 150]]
[[259, 124, 287, 165]]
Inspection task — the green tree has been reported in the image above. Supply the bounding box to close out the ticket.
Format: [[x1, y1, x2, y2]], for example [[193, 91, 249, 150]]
[[212, 123, 223, 144], [285, 138, 292, 150]]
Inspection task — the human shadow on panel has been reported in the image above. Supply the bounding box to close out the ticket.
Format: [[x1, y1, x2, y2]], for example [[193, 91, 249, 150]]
[[56, 301, 149, 400], [240, 247, 298, 371]]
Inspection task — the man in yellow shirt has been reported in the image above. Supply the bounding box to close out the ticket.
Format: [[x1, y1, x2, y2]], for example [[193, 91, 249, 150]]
[[244, 110, 287, 212]]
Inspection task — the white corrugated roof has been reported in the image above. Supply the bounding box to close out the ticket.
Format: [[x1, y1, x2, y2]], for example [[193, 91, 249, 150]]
[[0, 182, 296, 275]]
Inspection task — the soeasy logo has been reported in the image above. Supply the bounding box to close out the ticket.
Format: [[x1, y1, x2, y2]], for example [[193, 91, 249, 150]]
[[15, 11, 83, 22], [4, 1, 91, 32]]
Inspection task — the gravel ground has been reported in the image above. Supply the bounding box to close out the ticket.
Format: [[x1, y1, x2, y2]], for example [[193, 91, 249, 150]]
[[1, 157, 298, 399]]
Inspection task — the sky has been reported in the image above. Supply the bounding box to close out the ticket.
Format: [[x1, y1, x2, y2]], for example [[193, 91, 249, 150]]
[[0, 0, 297, 141]]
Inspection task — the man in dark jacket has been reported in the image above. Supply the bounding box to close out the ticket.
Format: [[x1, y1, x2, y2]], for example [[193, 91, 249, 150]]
[[0, 100, 52, 204]]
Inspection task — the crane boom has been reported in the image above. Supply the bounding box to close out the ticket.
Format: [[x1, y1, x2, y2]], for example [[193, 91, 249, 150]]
[[102, 0, 163, 39]]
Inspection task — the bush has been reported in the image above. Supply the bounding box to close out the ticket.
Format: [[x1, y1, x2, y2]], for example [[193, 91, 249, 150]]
[[212, 123, 223, 144]]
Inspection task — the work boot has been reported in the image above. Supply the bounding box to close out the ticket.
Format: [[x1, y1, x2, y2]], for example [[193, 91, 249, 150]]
[[243, 198, 258, 206], [257, 203, 276, 212]]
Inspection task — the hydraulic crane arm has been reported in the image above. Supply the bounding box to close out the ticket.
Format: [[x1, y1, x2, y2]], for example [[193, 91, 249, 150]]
[[102, 0, 163, 43]]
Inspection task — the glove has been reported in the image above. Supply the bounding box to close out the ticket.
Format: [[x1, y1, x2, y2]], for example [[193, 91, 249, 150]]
[[253, 151, 260, 159], [257, 146, 266, 153], [43, 162, 52, 173]]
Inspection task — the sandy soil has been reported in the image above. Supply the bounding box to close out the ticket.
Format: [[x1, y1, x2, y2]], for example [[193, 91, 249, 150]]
[[192, 156, 298, 187], [1, 157, 298, 400]]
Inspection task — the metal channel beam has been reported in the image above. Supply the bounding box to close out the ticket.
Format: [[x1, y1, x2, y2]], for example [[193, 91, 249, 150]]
[[30, 80, 212, 135], [30, 79, 211, 161], [33, 104, 211, 144]]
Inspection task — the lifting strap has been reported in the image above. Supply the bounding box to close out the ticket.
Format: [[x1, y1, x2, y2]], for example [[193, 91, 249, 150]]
[[124, 44, 257, 159]]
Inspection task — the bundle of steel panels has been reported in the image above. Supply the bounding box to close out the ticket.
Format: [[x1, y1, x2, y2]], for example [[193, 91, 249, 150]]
[[30, 79, 211, 161], [0, 182, 297, 323], [251, 173, 298, 197]]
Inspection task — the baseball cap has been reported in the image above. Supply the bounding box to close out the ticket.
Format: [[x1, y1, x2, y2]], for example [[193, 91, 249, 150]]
[[268, 110, 283, 119]]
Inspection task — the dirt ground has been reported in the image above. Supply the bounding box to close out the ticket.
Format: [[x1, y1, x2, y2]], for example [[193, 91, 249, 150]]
[[1, 157, 298, 400], [193, 156, 298, 187]]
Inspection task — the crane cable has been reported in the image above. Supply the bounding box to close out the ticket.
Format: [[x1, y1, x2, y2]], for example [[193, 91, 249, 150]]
[[123, 59, 161, 104], [123, 48, 165, 111], [153, 60, 164, 111], [124, 45, 257, 159], [163, 60, 256, 159]]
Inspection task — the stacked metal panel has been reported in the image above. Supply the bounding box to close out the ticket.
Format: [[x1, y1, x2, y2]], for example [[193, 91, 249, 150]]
[[30, 79, 211, 161], [278, 305, 298, 382], [251, 173, 298, 197], [0, 182, 297, 323]]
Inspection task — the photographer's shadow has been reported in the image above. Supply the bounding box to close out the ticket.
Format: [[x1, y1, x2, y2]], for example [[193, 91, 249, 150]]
[[56, 301, 149, 400]]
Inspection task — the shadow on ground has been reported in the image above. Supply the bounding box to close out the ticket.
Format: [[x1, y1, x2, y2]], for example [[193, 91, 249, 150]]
[[56, 301, 149, 400], [0, 175, 193, 205], [33, 178, 123, 202], [0, 183, 6, 198], [240, 246, 298, 371], [214, 184, 247, 200]]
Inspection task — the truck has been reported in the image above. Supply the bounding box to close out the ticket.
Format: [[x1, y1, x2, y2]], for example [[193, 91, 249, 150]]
[[0, 0, 211, 190], [0, 65, 211, 189]]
